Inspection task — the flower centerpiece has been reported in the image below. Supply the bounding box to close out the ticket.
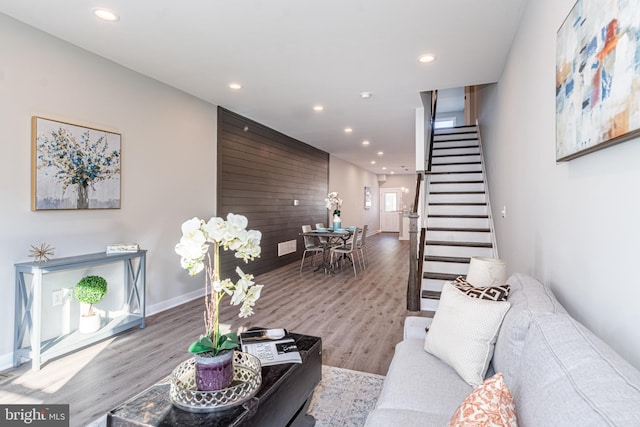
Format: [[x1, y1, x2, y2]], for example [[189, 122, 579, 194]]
[[325, 191, 343, 230], [175, 213, 262, 391]]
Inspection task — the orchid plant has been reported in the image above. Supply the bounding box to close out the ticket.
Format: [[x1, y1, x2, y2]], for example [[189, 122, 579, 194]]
[[325, 192, 343, 216], [175, 213, 263, 356]]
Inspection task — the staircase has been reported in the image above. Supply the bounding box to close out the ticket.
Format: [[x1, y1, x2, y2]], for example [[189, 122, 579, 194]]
[[421, 124, 497, 311]]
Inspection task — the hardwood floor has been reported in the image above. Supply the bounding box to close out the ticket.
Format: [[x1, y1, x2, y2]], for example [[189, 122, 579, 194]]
[[0, 232, 431, 426]]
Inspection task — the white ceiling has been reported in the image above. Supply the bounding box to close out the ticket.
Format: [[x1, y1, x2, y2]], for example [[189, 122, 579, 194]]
[[0, 0, 527, 174]]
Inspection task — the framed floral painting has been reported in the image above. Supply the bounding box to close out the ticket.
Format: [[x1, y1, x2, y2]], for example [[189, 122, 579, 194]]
[[31, 117, 121, 210], [556, 0, 640, 161]]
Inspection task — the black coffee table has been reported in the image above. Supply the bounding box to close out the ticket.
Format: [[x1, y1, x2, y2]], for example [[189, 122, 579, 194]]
[[107, 332, 322, 427]]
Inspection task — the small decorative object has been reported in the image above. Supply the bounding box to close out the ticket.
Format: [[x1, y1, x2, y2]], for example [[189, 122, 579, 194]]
[[106, 243, 139, 254], [556, 0, 640, 161], [325, 191, 343, 230], [32, 116, 121, 210], [29, 242, 55, 262], [75, 275, 108, 333], [175, 213, 263, 392], [170, 351, 262, 413]]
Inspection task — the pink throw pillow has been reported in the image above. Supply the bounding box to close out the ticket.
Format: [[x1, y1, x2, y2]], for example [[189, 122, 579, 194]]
[[449, 373, 518, 427]]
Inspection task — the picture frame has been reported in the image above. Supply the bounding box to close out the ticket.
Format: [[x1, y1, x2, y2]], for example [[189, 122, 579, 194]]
[[32, 117, 121, 210], [364, 186, 372, 209], [556, 0, 640, 161]]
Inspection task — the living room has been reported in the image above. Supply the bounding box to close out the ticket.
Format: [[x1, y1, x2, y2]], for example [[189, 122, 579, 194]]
[[2, 0, 640, 425]]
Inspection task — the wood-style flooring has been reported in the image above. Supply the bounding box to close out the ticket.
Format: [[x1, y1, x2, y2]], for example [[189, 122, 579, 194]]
[[0, 232, 431, 426]]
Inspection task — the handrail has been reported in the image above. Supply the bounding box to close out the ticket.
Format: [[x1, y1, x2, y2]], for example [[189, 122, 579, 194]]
[[412, 172, 423, 213], [426, 90, 438, 172]]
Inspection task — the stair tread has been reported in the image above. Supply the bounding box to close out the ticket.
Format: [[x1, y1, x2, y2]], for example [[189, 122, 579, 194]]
[[432, 153, 479, 158], [421, 290, 442, 300], [426, 240, 493, 248], [432, 161, 481, 166], [427, 171, 483, 175], [433, 145, 479, 150], [429, 202, 487, 206], [428, 214, 489, 218], [433, 137, 479, 142], [430, 191, 485, 194], [430, 180, 484, 184], [423, 272, 460, 281], [427, 227, 491, 233], [424, 255, 471, 263]]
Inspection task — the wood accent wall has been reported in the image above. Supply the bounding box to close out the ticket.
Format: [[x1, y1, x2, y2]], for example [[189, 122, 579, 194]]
[[217, 107, 329, 277]]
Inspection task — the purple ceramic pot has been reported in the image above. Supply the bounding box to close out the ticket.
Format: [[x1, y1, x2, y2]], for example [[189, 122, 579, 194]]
[[194, 350, 234, 391]]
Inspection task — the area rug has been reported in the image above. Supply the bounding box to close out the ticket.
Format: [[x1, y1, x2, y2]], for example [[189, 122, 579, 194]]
[[307, 365, 385, 427], [88, 365, 384, 427]]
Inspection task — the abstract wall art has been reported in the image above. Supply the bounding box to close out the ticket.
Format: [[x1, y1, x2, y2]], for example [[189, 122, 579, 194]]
[[556, 0, 640, 161]]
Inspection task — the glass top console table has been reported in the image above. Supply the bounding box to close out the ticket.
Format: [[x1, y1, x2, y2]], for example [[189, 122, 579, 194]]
[[14, 250, 146, 371]]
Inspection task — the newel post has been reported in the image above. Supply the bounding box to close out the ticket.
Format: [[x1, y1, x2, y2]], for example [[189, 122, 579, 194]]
[[407, 212, 420, 311]]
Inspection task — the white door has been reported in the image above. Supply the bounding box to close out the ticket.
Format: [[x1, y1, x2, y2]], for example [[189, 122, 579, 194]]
[[380, 188, 402, 232]]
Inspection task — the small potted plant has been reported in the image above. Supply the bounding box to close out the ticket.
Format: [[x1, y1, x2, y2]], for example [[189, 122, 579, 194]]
[[75, 275, 108, 333], [175, 213, 263, 391]]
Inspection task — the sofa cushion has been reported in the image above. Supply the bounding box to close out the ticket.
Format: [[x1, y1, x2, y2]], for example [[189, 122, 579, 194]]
[[512, 314, 640, 427], [424, 282, 511, 386], [375, 338, 472, 416], [449, 373, 517, 427], [492, 273, 567, 387], [452, 276, 511, 301], [365, 407, 451, 427]]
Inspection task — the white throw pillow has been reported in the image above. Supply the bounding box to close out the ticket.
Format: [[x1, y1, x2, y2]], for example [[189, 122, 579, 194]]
[[424, 282, 511, 387]]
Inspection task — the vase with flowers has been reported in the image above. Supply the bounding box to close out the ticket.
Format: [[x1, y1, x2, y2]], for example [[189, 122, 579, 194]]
[[175, 213, 263, 391], [325, 191, 343, 230]]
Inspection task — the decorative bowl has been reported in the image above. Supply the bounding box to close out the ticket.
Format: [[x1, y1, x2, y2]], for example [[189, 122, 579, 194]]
[[316, 227, 327, 232], [169, 351, 262, 413]]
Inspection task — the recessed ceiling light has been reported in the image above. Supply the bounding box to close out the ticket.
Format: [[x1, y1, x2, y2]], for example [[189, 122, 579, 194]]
[[228, 83, 242, 90], [93, 8, 119, 22], [344, 127, 353, 133], [382, 167, 387, 170], [313, 105, 324, 112], [360, 91, 373, 99], [418, 54, 437, 63], [390, 171, 395, 174], [362, 140, 370, 146], [377, 151, 384, 156], [371, 161, 376, 165]]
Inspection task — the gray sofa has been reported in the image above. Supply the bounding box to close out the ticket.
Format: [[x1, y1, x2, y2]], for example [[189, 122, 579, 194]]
[[365, 273, 640, 426]]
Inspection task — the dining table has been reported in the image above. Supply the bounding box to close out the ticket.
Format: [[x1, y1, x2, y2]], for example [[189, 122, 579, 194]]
[[300, 229, 353, 274]]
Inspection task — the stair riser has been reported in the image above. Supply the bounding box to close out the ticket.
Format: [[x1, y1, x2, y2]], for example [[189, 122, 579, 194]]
[[432, 154, 481, 164], [422, 278, 448, 292], [425, 245, 494, 258], [430, 172, 483, 182], [429, 193, 486, 204], [433, 134, 478, 142], [433, 139, 479, 148], [420, 298, 440, 312], [427, 217, 490, 228], [428, 183, 485, 192], [424, 261, 470, 275], [435, 126, 477, 135], [431, 164, 481, 173], [427, 231, 491, 243], [428, 205, 488, 216], [432, 147, 479, 156]]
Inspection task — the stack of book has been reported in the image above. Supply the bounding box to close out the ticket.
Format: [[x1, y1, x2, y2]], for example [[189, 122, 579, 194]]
[[106, 243, 140, 254]]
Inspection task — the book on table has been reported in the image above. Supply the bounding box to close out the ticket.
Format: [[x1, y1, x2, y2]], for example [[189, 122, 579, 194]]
[[240, 328, 302, 366]]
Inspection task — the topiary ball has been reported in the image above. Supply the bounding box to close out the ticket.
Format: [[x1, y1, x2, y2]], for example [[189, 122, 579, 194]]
[[75, 275, 108, 304]]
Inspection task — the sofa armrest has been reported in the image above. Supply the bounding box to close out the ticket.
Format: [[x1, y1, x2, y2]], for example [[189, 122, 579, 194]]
[[403, 316, 433, 341]]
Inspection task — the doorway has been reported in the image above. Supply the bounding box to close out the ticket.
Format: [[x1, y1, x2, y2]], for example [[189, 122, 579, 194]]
[[380, 188, 402, 232]]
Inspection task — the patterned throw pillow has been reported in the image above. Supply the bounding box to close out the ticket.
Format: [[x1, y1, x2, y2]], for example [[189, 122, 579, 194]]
[[449, 373, 518, 427], [453, 276, 511, 301]]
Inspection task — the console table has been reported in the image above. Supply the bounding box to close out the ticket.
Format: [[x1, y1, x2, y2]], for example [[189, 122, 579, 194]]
[[108, 333, 322, 427], [14, 251, 146, 371]]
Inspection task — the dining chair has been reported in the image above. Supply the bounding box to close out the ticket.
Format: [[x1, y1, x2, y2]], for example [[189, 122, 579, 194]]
[[330, 227, 361, 276], [356, 224, 369, 269], [300, 225, 323, 272], [315, 223, 331, 247]]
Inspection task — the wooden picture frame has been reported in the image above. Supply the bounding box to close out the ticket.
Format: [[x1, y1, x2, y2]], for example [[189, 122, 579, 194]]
[[32, 117, 121, 210]]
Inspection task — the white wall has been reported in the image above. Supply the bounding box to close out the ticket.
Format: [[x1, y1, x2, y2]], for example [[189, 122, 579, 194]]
[[328, 155, 380, 232], [478, 0, 640, 368], [0, 14, 219, 368]]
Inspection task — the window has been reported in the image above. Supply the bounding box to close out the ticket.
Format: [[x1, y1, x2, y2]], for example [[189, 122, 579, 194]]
[[385, 193, 397, 212]]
